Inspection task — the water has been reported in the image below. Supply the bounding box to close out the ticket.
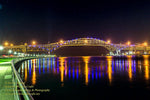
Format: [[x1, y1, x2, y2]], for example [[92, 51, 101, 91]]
[[18, 55, 150, 100]]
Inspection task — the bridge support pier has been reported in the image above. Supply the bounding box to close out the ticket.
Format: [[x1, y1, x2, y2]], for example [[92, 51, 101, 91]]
[[109, 52, 114, 56], [115, 50, 121, 56]]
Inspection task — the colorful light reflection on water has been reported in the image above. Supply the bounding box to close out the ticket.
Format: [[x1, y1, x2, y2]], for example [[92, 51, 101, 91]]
[[18, 56, 150, 100]]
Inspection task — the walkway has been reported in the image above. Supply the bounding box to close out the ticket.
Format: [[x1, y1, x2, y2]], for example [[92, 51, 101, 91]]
[[0, 62, 15, 100]]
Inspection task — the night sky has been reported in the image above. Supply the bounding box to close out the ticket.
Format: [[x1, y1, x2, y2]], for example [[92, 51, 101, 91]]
[[1, 0, 150, 44]]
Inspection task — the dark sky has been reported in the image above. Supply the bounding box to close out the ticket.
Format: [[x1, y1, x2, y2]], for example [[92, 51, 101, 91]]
[[0, 0, 150, 44]]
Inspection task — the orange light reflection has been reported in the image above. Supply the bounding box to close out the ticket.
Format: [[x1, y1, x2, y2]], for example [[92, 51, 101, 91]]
[[127, 56, 132, 81], [59, 57, 66, 83], [82, 56, 90, 85], [143, 55, 149, 80], [32, 59, 36, 85], [106, 56, 112, 84], [25, 62, 27, 83]]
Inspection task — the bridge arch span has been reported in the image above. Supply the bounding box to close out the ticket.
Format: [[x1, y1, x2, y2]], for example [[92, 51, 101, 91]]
[[4, 38, 128, 56], [50, 38, 117, 56], [52, 38, 116, 50]]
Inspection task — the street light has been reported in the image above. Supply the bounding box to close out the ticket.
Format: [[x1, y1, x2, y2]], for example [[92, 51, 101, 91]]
[[10, 43, 14, 46], [14, 51, 17, 55], [143, 42, 148, 46], [24, 43, 28, 46], [4, 41, 9, 46], [84, 39, 88, 43], [0, 46, 3, 57], [127, 41, 131, 46], [60, 40, 63, 43], [126, 41, 131, 55], [32, 41, 36, 45], [107, 40, 111, 44], [0, 46, 4, 50], [143, 42, 148, 54], [8, 50, 12, 54]]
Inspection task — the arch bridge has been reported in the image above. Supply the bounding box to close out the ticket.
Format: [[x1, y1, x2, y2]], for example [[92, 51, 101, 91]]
[[3, 38, 150, 55], [28, 38, 126, 55]]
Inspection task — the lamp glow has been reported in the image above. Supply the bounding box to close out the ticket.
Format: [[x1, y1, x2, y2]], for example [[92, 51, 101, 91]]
[[84, 39, 88, 43], [32, 41, 36, 45], [4, 41, 9, 46], [127, 41, 131, 46], [60, 40, 64, 43], [8, 50, 12, 53], [14, 52, 17, 55], [144, 42, 148, 46], [10, 44, 14, 46], [107, 40, 111, 44], [0, 46, 4, 50]]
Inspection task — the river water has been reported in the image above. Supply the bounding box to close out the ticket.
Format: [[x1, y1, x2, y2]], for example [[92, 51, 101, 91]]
[[18, 55, 150, 100]]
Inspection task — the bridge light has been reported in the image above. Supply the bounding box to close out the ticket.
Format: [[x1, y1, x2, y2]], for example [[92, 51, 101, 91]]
[[24, 43, 28, 46], [107, 40, 111, 44], [4, 41, 9, 46], [60, 40, 64, 44], [0, 46, 4, 50], [143, 42, 148, 46], [84, 39, 88, 43], [127, 41, 131, 46], [32, 41, 36, 45], [10, 43, 14, 46]]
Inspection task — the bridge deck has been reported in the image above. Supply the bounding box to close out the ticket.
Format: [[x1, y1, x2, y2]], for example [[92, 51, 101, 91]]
[[0, 62, 15, 100]]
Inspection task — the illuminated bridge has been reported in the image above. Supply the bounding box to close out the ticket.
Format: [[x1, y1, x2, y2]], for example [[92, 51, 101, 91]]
[[3, 38, 150, 56]]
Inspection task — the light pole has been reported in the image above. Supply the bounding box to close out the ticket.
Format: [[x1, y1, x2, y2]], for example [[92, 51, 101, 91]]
[[106, 40, 112, 55], [0, 45, 4, 57], [143, 42, 147, 54], [127, 41, 131, 55], [59, 40, 64, 45], [0, 45, 4, 50]]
